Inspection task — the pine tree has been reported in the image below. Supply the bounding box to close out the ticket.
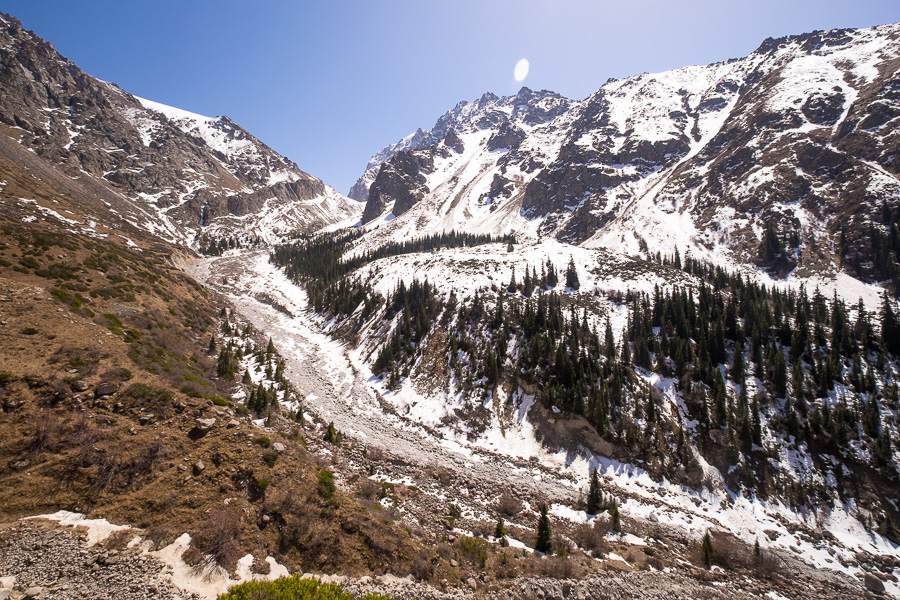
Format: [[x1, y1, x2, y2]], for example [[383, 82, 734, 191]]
[[881, 293, 900, 355], [863, 397, 881, 439], [494, 517, 506, 539], [586, 468, 603, 515], [732, 340, 745, 382], [772, 346, 787, 397], [546, 260, 558, 288], [604, 320, 616, 359], [701, 530, 714, 568], [535, 503, 553, 553], [565, 257, 580, 290], [324, 422, 338, 445], [610, 502, 621, 532]]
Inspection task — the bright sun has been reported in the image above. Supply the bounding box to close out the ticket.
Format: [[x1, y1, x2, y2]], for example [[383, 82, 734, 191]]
[[514, 58, 529, 83]]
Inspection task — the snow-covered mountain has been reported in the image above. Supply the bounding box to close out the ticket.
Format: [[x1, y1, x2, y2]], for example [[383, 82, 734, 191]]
[[0, 13, 361, 249], [354, 23, 900, 288]]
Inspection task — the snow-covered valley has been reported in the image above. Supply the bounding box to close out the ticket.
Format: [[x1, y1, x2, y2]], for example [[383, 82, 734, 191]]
[[188, 249, 900, 598]]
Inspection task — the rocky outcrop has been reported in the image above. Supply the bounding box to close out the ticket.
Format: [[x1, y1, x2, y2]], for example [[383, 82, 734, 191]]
[[361, 149, 434, 223]]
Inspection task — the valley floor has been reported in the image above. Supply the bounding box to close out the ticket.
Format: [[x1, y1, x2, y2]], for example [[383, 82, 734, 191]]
[[180, 250, 891, 599]]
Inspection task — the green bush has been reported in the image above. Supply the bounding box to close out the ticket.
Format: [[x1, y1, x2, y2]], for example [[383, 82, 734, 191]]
[[254, 435, 272, 448], [317, 469, 335, 500], [218, 575, 392, 600], [459, 536, 488, 567], [263, 451, 279, 468], [22, 327, 39, 335]]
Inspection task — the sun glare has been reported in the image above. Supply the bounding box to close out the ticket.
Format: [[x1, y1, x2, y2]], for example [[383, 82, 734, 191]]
[[514, 58, 529, 83]]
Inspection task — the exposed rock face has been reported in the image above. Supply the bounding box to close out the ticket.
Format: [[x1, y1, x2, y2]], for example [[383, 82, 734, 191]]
[[0, 13, 360, 247], [353, 23, 900, 284], [348, 127, 432, 202], [361, 149, 434, 223]]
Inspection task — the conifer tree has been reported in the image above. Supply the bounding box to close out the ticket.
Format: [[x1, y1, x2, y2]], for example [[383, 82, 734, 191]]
[[565, 257, 580, 290], [701, 530, 714, 568], [604, 320, 616, 359], [733, 340, 745, 382], [610, 502, 621, 532], [535, 503, 553, 553], [546, 260, 558, 288], [881, 293, 900, 355], [586, 468, 603, 515], [494, 517, 506, 539], [324, 422, 338, 445]]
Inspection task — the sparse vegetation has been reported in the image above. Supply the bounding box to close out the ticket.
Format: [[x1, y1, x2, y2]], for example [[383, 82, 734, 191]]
[[218, 576, 393, 600]]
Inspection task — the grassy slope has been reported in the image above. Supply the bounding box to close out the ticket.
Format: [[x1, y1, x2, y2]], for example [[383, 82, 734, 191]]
[[0, 139, 421, 578]]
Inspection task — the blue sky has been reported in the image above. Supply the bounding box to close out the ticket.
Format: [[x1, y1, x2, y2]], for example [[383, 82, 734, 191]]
[[3, 1, 898, 194]]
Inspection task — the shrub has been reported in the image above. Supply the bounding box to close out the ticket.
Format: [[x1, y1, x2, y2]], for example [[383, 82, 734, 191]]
[[101, 367, 133, 382], [218, 576, 392, 600], [263, 451, 279, 468], [317, 469, 335, 500], [356, 478, 381, 500], [459, 536, 488, 568], [254, 436, 272, 448], [22, 327, 38, 335], [184, 506, 242, 574]]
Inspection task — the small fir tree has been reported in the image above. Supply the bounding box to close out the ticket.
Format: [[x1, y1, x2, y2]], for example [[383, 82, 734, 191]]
[[701, 530, 713, 568], [494, 517, 506, 539], [586, 468, 603, 515], [535, 503, 552, 554]]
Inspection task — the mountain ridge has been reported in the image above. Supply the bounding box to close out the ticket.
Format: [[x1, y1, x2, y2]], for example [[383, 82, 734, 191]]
[[352, 21, 900, 294], [0, 12, 361, 250]]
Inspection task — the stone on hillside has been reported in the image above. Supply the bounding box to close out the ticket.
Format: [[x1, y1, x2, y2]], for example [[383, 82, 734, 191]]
[[865, 573, 885, 594], [193, 461, 206, 476], [95, 382, 119, 397], [195, 417, 216, 432], [272, 442, 285, 453], [24, 587, 42, 598], [71, 380, 89, 392]]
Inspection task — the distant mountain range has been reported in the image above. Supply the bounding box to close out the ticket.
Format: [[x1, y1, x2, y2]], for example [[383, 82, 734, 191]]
[[352, 23, 900, 289]]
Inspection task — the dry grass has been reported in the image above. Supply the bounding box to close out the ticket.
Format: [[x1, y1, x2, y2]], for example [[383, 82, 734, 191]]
[[183, 506, 243, 573]]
